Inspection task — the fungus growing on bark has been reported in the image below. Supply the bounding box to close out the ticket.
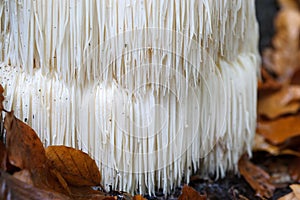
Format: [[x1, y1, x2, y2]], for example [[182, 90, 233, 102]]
[[0, 0, 259, 195]]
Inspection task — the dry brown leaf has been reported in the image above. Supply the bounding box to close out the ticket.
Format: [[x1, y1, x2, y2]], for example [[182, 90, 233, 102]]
[[46, 145, 101, 187], [258, 67, 282, 92], [70, 186, 116, 200], [4, 111, 47, 170], [278, 184, 300, 200], [0, 170, 71, 200], [258, 86, 300, 119], [50, 168, 71, 195], [238, 155, 275, 198], [253, 134, 280, 155], [257, 115, 300, 145], [278, 135, 300, 152], [178, 185, 207, 200], [262, 6, 300, 81], [278, 0, 300, 9], [252, 134, 300, 157], [0, 141, 6, 171], [290, 184, 300, 199], [3, 111, 71, 196], [29, 167, 72, 196], [278, 192, 298, 200], [133, 195, 147, 200]]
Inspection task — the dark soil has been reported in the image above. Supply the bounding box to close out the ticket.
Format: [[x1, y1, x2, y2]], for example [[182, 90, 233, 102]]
[[142, 151, 292, 199]]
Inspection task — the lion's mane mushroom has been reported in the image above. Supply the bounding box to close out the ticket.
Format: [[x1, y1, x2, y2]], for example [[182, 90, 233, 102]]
[[0, 0, 259, 194]]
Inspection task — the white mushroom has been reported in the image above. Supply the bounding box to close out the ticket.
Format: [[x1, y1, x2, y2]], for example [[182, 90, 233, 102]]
[[0, 0, 259, 195]]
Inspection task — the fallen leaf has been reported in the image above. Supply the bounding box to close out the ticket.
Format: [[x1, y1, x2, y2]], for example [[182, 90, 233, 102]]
[[278, 0, 300, 9], [13, 169, 33, 185], [49, 168, 71, 195], [262, 7, 300, 82], [46, 145, 101, 187], [0, 170, 71, 200], [178, 185, 207, 200], [70, 186, 115, 200], [279, 184, 300, 200], [258, 86, 300, 119], [258, 67, 282, 93], [260, 155, 294, 188], [238, 155, 275, 198], [253, 134, 280, 155], [3, 111, 71, 196], [133, 195, 147, 200], [4, 111, 47, 170], [257, 115, 300, 145], [0, 141, 6, 170], [30, 167, 72, 196], [278, 192, 298, 200], [290, 184, 300, 199], [279, 135, 300, 152]]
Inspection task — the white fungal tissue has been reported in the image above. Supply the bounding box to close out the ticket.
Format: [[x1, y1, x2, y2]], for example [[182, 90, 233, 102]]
[[0, 0, 259, 195]]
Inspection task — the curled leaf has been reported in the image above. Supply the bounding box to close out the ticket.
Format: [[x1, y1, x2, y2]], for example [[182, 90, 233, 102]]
[[178, 185, 207, 200], [238, 155, 275, 198], [46, 146, 101, 187], [4, 111, 47, 170]]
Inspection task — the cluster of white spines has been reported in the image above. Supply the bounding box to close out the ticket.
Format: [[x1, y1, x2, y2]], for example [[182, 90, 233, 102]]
[[0, 0, 259, 195], [1, 1, 257, 86]]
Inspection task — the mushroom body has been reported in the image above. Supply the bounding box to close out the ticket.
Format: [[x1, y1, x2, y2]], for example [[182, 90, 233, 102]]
[[0, 0, 259, 194]]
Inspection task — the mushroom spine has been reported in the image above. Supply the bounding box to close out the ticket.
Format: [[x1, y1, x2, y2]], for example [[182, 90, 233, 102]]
[[0, 0, 259, 195]]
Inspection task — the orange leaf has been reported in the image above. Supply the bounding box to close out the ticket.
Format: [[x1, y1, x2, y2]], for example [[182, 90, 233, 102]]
[[258, 86, 300, 119], [257, 115, 300, 145], [46, 145, 101, 187], [133, 195, 147, 200], [178, 185, 206, 200], [238, 155, 275, 198], [4, 111, 47, 170], [253, 134, 280, 155]]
